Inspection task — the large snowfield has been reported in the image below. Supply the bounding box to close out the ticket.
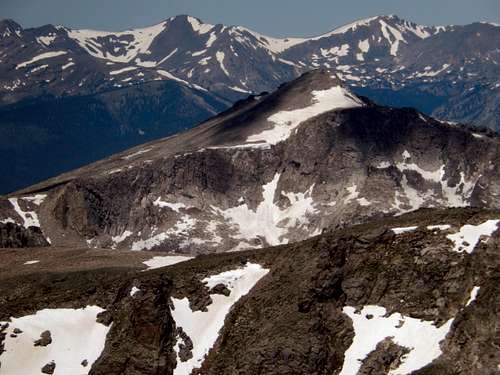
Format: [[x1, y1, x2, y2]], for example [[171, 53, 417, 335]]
[[0, 306, 110, 375]]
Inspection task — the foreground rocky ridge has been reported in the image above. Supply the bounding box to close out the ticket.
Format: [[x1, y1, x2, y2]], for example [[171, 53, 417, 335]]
[[0, 208, 498, 374], [0, 71, 499, 254]]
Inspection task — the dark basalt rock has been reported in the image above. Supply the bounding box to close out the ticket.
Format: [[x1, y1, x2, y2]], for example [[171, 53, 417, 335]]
[[41, 361, 56, 374], [34, 330, 52, 347], [210, 283, 231, 296], [358, 338, 410, 374], [176, 327, 194, 362], [0, 223, 49, 248]]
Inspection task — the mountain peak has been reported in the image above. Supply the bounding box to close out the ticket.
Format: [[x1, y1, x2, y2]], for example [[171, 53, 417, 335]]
[[0, 19, 22, 36]]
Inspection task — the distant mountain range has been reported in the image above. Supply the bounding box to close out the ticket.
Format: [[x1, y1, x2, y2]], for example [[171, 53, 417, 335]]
[[1, 15, 499, 193]]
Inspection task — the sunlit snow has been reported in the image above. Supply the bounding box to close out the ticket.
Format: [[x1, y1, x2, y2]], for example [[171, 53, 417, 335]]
[[446, 219, 499, 253], [0, 306, 110, 375], [142, 255, 193, 270], [171, 263, 269, 375], [246, 86, 363, 146], [212, 173, 317, 247], [339, 305, 453, 375]]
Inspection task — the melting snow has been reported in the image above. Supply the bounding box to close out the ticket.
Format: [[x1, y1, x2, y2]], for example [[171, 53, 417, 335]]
[[446, 219, 499, 253], [466, 286, 480, 306], [16, 51, 67, 69], [142, 255, 193, 271], [212, 173, 317, 246], [23, 260, 40, 265], [246, 86, 363, 145], [8, 198, 41, 228], [109, 66, 138, 75], [340, 305, 453, 375], [216, 51, 229, 76], [0, 306, 111, 375], [392, 226, 418, 234], [171, 263, 269, 375]]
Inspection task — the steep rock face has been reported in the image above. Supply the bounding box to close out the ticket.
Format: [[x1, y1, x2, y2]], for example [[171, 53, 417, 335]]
[[1, 71, 498, 252]]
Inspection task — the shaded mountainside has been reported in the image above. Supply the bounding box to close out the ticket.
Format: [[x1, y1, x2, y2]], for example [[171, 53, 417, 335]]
[[0, 71, 499, 254], [1, 208, 499, 374], [0, 79, 230, 194]]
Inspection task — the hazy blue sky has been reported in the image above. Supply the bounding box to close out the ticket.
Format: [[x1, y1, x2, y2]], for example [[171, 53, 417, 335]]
[[1, 0, 499, 37]]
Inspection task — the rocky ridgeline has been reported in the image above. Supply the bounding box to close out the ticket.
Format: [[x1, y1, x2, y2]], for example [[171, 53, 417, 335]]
[[0, 71, 499, 254]]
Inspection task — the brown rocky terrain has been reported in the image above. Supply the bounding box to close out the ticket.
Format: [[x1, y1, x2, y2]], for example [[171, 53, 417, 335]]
[[0, 207, 498, 374], [0, 70, 499, 256]]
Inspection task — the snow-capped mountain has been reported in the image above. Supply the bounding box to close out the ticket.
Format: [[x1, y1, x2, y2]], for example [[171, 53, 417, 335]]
[[1, 15, 498, 122], [0, 15, 499, 195], [1, 70, 498, 252]]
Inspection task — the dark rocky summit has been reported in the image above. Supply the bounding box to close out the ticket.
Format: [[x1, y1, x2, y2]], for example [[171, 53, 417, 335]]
[[1, 70, 498, 254]]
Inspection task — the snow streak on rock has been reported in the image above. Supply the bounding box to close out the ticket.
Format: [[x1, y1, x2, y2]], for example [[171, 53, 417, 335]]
[[142, 255, 193, 271], [246, 86, 363, 146], [171, 263, 269, 375], [212, 173, 317, 247]]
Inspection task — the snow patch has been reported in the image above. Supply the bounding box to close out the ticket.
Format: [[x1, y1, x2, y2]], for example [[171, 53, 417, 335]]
[[171, 263, 269, 375], [142, 255, 193, 271], [8, 198, 41, 228], [246, 86, 362, 146], [111, 230, 133, 244], [427, 225, 451, 231], [23, 260, 40, 265], [16, 51, 67, 69], [216, 51, 229, 76], [154, 198, 190, 213], [466, 286, 480, 306], [109, 66, 138, 75], [130, 286, 141, 296], [392, 226, 418, 234], [339, 305, 453, 375], [212, 173, 317, 246], [68, 22, 166, 63], [446, 219, 499, 253], [122, 147, 152, 160], [0, 306, 111, 375]]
